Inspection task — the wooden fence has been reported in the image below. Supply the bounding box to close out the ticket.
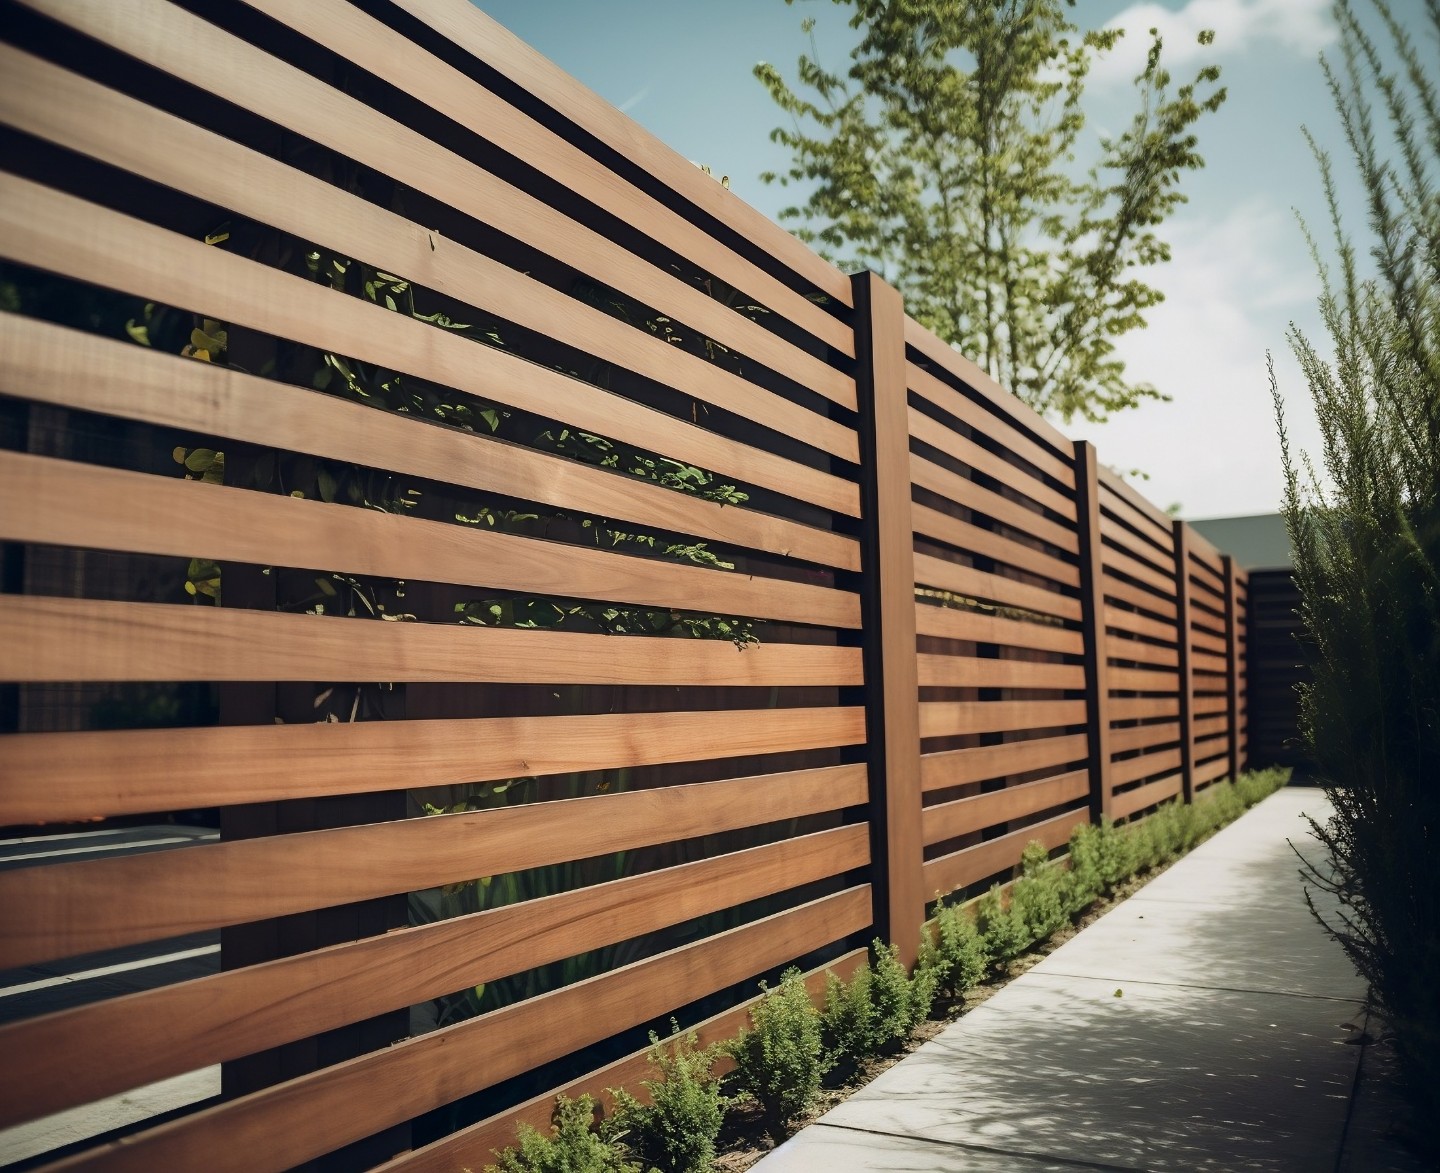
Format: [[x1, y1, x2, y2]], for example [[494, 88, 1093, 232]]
[[0, 1, 1249, 1168]]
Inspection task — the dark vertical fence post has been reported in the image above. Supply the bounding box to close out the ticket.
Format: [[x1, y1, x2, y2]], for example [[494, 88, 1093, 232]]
[[1073, 441, 1112, 823], [1223, 554, 1242, 783], [1173, 521, 1196, 802], [851, 270, 924, 968]]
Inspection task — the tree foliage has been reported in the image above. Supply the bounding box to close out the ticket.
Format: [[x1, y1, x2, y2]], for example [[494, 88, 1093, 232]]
[[1273, 0, 1440, 1149], [755, 0, 1226, 421]]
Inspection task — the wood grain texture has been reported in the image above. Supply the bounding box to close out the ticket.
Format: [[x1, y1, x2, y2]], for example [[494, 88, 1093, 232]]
[[852, 271, 924, 966], [902, 317, 1075, 469], [43, 889, 870, 1173], [389, 0, 854, 312], [1102, 569, 1180, 620], [1193, 754, 1230, 785], [911, 452, 1079, 554], [1113, 747, 1183, 786], [241, 0, 855, 369], [384, 950, 871, 1172], [914, 603, 1083, 655], [1103, 604, 1178, 644], [0, 170, 859, 512], [14, 0, 857, 421], [0, 596, 862, 687], [913, 552, 1082, 622], [0, 316, 858, 569], [1109, 697, 1181, 722], [1105, 635, 1179, 667], [1109, 722, 1181, 754], [922, 809, 1086, 900], [1106, 665, 1181, 693], [907, 406, 1076, 520], [911, 502, 1080, 587], [922, 769, 1089, 846], [1097, 465, 1176, 539], [0, 827, 868, 1128], [1099, 506, 1173, 570], [906, 361, 1074, 487], [0, 452, 859, 629], [1110, 774, 1183, 820], [920, 733, 1088, 793], [920, 699, 1087, 740], [916, 653, 1084, 691], [1103, 542, 1178, 597]]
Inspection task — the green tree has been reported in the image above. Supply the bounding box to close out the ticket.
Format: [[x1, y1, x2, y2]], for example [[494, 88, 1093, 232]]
[[755, 0, 1226, 421], [1273, 0, 1439, 1151]]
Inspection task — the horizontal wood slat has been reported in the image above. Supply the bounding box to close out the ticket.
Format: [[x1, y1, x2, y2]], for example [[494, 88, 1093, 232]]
[[1113, 747, 1183, 786], [1103, 543, 1177, 596], [0, 452, 858, 629], [913, 553, 1082, 622], [1111, 774, 1182, 820], [0, 826, 868, 1128], [1099, 509, 1172, 569], [1194, 755, 1230, 785], [44, 889, 870, 1173], [1097, 467, 1175, 538], [1109, 697, 1180, 722], [0, 762, 869, 970], [1109, 722, 1181, 754], [1106, 665, 1181, 693], [916, 653, 1084, 692], [1103, 604, 1178, 643], [0, 596, 861, 687], [910, 502, 1080, 587], [0, 165, 861, 519], [919, 733, 1088, 793], [922, 769, 1088, 846], [911, 453, 1078, 553], [0, 711, 865, 831], [903, 321, 1076, 473], [1105, 636, 1179, 667], [0, 315, 858, 570], [922, 809, 1086, 900], [906, 361, 1074, 487], [16, 0, 855, 415], [907, 406, 1076, 520], [1102, 570, 1180, 620], [920, 699, 1087, 740], [914, 604, 1083, 655]]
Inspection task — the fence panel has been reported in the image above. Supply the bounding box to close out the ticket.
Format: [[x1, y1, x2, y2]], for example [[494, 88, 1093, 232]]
[[903, 321, 1091, 906], [0, 0, 872, 1165]]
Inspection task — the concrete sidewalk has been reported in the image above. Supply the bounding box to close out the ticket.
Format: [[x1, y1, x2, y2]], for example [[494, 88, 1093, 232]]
[[755, 788, 1422, 1172]]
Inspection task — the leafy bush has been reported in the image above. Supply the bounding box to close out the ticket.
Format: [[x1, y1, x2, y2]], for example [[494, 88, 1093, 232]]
[[975, 884, 1029, 965], [867, 940, 935, 1051], [484, 1095, 638, 1173], [1065, 823, 1105, 913], [925, 900, 990, 997], [819, 965, 874, 1075], [1011, 843, 1067, 942], [725, 968, 824, 1143], [609, 1028, 725, 1173]]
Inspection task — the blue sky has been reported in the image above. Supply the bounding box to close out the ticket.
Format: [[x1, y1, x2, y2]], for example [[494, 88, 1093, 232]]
[[474, 0, 1425, 519]]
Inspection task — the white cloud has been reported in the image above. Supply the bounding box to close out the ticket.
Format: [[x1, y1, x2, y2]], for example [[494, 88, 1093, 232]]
[[1074, 197, 1327, 519], [618, 84, 651, 113], [1089, 0, 1336, 87]]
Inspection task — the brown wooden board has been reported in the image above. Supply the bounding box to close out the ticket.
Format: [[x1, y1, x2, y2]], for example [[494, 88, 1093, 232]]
[[0, 827, 868, 1128], [0, 762, 868, 967], [919, 733, 1089, 793], [922, 769, 1089, 846], [920, 699, 1087, 740], [922, 809, 1087, 900], [914, 604, 1083, 656]]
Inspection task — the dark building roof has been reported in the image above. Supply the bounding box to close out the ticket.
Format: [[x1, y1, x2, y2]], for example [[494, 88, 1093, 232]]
[[1189, 513, 1293, 571]]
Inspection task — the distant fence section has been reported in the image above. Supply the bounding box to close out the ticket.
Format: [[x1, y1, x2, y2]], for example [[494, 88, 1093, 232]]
[[0, 0, 1249, 1168]]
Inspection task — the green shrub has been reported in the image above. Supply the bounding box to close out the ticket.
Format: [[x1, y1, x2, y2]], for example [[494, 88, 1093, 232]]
[[725, 968, 824, 1143], [485, 1095, 638, 1173], [926, 900, 990, 996], [819, 966, 874, 1075], [1065, 823, 1105, 913], [1092, 817, 1132, 889], [976, 884, 1028, 964], [867, 940, 934, 1052], [609, 1028, 725, 1173], [1011, 842, 1067, 942]]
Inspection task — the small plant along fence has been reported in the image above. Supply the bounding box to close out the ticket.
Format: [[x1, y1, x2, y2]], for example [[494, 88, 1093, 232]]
[[0, 1, 1250, 1169]]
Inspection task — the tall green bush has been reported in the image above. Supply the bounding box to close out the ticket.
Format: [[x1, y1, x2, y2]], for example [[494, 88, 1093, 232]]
[[609, 1029, 726, 1173], [484, 1095, 637, 1173], [725, 969, 825, 1144], [1273, 0, 1440, 1143]]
